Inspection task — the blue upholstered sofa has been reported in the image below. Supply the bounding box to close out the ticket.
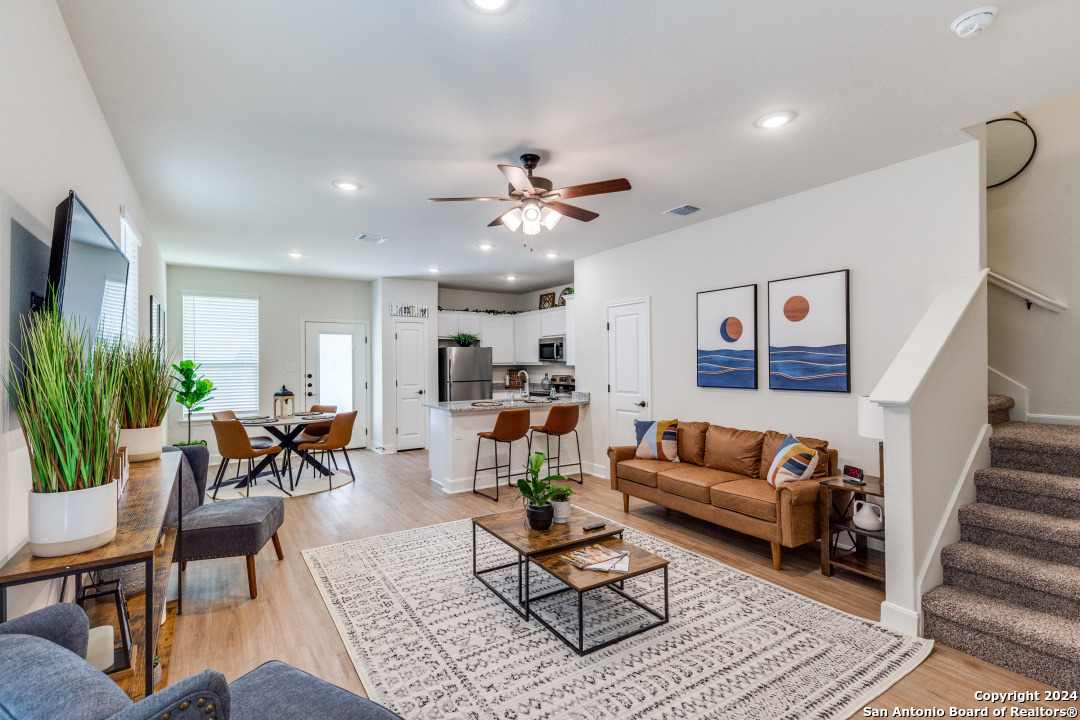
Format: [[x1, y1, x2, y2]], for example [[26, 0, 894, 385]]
[[0, 603, 401, 720]]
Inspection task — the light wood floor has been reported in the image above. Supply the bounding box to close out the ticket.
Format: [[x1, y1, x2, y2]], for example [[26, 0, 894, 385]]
[[171, 449, 1068, 717]]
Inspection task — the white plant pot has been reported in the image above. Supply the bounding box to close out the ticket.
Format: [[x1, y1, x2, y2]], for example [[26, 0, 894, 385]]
[[28, 483, 118, 557], [551, 500, 572, 524], [118, 425, 163, 462]]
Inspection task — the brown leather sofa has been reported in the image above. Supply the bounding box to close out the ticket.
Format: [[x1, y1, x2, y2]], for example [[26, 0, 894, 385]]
[[608, 422, 840, 570]]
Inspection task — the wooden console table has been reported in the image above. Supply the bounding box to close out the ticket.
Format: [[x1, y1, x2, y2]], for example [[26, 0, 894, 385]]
[[0, 452, 182, 699]]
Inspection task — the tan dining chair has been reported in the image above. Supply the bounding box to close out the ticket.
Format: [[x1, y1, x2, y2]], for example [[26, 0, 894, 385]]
[[210, 419, 286, 499], [295, 411, 356, 491], [213, 410, 275, 481]]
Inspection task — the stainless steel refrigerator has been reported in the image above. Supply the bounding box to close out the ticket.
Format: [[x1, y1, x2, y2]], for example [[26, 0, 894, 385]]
[[438, 346, 493, 402]]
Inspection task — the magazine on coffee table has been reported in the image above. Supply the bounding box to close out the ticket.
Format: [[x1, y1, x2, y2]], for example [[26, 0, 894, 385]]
[[559, 544, 631, 573]]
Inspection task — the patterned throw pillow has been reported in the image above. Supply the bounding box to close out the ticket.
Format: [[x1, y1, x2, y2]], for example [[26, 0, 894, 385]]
[[634, 419, 680, 462], [766, 434, 820, 488]]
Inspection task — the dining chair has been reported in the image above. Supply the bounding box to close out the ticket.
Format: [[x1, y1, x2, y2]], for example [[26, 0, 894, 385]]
[[213, 410, 275, 481], [210, 419, 287, 499], [295, 411, 356, 491], [287, 404, 336, 477]]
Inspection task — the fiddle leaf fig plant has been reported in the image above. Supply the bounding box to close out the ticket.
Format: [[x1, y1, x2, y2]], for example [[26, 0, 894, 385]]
[[515, 451, 566, 508], [173, 359, 214, 444]]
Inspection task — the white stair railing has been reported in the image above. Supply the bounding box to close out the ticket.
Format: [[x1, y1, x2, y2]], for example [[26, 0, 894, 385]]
[[987, 271, 1066, 313]]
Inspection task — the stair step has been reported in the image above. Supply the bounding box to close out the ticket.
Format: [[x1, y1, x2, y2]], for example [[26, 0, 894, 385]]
[[941, 541, 1080, 616], [991, 421, 1080, 478], [923, 586, 1080, 690], [987, 394, 1015, 413], [975, 467, 1080, 519], [959, 502, 1080, 566]]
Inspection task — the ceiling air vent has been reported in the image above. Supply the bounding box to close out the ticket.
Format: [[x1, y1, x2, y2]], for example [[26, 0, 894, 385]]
[[663, 204, 701, 217], [357, 234, 390, 244]]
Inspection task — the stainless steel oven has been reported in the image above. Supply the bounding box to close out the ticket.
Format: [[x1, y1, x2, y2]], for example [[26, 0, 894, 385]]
[[538, 336, 565, 363]]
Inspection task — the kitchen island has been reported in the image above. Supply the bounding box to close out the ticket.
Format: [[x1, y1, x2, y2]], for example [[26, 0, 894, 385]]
[[424, 391, 590, 494]]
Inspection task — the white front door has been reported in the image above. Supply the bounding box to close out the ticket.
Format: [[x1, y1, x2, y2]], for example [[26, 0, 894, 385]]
[[303, 321, 368, 447], [395, 320, 427, 451], [607, 299, 651, 447]]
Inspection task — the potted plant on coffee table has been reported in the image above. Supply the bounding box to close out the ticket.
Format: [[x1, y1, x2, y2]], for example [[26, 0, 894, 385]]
[[549, 484, 575, 524], [7, 309, 123, 557], [173, 359, 214, 445], [117, 338, 175, 462], [516, 451, 566, 531]]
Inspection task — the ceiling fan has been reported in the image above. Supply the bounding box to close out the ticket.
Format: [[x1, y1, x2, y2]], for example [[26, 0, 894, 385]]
[[429, 153, 631, 250]]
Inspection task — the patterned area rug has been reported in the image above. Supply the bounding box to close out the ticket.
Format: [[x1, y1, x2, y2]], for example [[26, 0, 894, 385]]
[[303, 512, 931, 720]]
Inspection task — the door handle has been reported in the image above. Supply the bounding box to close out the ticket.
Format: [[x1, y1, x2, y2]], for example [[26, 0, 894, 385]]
[[307, 392, 314, 397], [418, 389, 424, 395], [635, 401, 647, 407]]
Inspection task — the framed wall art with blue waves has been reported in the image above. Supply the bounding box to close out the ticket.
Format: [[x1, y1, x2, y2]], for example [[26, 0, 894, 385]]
[[768, 269, 850, 393], [697, 284, 758, 389]]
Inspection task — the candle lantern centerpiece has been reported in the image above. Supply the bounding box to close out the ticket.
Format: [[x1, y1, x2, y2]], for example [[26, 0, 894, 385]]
[[274, 385, 295, 418]]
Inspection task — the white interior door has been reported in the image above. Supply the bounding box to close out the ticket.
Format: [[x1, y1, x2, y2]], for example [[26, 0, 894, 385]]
[[395, 320, 427, 451], [607, 299, 651, 447], [303, 321, 368, 447]]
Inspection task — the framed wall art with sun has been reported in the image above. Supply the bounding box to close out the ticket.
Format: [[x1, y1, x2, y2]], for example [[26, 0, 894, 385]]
[[767, 269, 850, 393], [697, 284, 758, 389]]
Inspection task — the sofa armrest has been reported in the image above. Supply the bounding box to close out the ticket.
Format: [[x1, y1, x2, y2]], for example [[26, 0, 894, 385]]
[[777, 478, 825, 548], [0, 603, 89, 658], [776, 478, 821, 506], [111, 670, 230, 720], [607, 446, 636, 490]]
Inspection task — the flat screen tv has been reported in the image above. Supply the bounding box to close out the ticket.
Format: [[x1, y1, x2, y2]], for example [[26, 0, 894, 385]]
[[47, 191, 129, 344]]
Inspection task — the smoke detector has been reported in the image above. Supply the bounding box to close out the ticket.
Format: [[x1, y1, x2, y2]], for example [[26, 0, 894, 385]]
[[663, 204, 702, 217], [951, 6, 997, 38], [357, 233, 390, 244]]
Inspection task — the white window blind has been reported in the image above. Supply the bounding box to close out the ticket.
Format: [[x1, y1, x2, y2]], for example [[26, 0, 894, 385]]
[[120, 215, 141, 344], [98, 275, 127, 344], [182, 294, 259, 416]]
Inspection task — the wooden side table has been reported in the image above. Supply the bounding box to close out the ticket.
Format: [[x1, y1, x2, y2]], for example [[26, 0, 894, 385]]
[[819, 475, 885, 581]]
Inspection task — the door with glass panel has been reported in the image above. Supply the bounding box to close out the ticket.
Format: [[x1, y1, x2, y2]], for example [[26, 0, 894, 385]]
[[303, 321, 368, 448]]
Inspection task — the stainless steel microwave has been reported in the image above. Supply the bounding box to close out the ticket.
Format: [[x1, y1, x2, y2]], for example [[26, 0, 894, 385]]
[[538, 336, 565, 363]]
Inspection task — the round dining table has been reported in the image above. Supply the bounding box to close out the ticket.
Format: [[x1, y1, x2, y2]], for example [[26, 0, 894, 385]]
[[232, 413, 338, 491]]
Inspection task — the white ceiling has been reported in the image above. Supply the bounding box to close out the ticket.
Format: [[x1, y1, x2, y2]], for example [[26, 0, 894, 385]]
[[58, 0, 1080, 292]]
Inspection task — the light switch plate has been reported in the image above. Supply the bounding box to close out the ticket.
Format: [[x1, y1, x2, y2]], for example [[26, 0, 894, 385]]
[[454, 427, 462, 440], [285, 362, 296, 372]]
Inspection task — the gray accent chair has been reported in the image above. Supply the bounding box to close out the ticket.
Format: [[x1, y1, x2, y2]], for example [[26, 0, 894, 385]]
[[166, 445, 284, 599], [0, 604, 402, 720]]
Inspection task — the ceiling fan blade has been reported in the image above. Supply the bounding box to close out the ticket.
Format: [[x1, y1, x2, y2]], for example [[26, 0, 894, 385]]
[[498, 164, 536, 195], [428, 197, 513, 202], [488, 207, 519, 227], [546, 201, 599, 223], [544, 178, 631, 201]]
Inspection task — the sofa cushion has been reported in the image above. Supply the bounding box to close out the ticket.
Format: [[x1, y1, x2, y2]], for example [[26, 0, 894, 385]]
[[676, 421, 709, 466], [634, 419, 680, 462], [710, 478, 778, 522], [765, 434, 821, 488], [657, 465, 743, 503], [704, 425, 765, 477], [760, 430, 830, 480], [616, 459, 679, 488], [181, 495, 284, 560]]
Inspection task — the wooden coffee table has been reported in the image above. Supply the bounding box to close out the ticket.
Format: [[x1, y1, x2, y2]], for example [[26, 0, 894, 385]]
[[472, 509, 669, 655]]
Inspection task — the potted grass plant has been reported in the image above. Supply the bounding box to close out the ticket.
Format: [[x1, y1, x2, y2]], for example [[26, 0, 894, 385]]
[[516, 451, 567, 531], [549, 483, 575, 524], [7, 309, 122, 557], [116, 337, 175, 462]]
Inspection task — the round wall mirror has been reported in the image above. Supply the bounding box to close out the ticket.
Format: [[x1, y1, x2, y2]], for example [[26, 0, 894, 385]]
[[986, 115, 1037, 188]]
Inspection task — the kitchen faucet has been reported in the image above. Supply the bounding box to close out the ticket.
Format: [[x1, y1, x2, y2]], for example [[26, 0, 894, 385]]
[[518, 370, 529, 399]]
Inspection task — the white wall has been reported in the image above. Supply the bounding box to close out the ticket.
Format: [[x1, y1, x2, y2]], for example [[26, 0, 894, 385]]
[[574, 141, 982, 477], [438, 287, 521, 312], [987, 91, 1080, 421], [166, 265, 372, 454], [0, 0, 166, 616]]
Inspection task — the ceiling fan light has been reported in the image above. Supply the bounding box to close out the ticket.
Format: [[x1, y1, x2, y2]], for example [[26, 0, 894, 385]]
[[521, 198, 542, 223], [523, 218, 541, 236], [540, 206, 562, 230], [503, 207, 523, 232]]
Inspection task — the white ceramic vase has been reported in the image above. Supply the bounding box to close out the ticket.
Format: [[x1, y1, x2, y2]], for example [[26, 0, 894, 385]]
[[118, 425, 163, 462], [28, 483, 118, 557], [551, 500, 572, 524]]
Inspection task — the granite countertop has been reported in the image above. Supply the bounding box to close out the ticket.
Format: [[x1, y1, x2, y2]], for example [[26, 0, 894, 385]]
[[424, 391, 590, 413]]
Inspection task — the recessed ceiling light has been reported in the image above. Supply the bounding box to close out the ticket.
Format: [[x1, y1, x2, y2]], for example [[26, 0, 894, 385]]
[[471, 0, 508, 10], [505, 275, 517, 281], [333, 180, 359, 191], [477, 242, 493, 251], [288, 252, 303, 259], [428, 267, 440, 273], [545, 252, 559, 259], [754, 111, 796, 129]]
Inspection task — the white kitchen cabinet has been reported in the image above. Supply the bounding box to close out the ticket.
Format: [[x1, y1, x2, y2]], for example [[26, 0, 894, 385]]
[[438, 312, 459, 338], [458, 313, 482, 337], [481, 315, 515, 364], [514, 313, 541, 364], [563, 296, 575, 366], [539, 308, 566, 337]]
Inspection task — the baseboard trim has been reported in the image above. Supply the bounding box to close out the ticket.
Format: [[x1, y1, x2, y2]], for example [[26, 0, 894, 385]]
[[880, 601, 922, 636], [1026, 413, 1080, 426], [583, 460, 609, 480]]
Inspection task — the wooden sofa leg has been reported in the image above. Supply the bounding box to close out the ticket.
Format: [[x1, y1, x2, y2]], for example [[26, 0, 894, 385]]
[[272, 531, 284, 561], [180, 561, 187, 572], [246, 555, 258, 599], [770, 542, 782, 571], [623, 493, 629, 512]]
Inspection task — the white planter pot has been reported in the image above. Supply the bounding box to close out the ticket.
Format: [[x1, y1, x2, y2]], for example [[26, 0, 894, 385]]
[[551, 500, 572, 524], [118, 425, 163, 462], [28, 483, 118, 557]]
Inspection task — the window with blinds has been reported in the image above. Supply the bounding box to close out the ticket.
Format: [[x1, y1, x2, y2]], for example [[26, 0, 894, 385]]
[[120, 216, 140, 344], [182, 294, 259, 416]]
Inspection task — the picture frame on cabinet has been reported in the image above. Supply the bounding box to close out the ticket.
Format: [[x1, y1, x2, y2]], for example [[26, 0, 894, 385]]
[[539, 292, 556, 310]]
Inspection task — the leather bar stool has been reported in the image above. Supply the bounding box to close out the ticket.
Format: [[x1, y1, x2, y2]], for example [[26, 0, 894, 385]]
[[210, 419, 286, 499], [473, 408, 531, 501], [213, 410, 274, 482], [529, 404, 583, 484]]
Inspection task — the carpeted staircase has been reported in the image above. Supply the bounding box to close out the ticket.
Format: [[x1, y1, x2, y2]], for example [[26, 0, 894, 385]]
[[922, 395, 1080, 690]]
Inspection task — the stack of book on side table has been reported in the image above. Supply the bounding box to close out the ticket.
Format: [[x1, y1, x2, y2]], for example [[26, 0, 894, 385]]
[[559, 544, 630, 573]]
